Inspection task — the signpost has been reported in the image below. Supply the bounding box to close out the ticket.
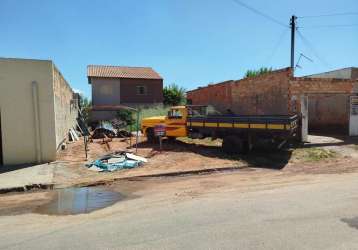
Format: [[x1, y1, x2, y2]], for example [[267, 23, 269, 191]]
[[154, 124, 166, 151]]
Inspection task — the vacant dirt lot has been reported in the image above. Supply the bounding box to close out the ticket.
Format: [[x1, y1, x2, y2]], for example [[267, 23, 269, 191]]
[[52, 134, 358, 188]]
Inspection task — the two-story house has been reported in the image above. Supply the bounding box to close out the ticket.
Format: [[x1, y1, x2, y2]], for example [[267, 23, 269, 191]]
[[87, 65, 163, 121]]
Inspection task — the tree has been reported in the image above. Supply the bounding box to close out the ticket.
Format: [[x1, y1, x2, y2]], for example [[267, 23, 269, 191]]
[[163, 83, 186, 106], [244, 67, 273, 78], [79, 94, 92, 125]]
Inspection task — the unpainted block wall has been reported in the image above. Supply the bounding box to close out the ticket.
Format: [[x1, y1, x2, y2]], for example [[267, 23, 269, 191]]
[[53, 66, 79, 148], [187, 81, 233, 113], [187, 69, 291, 115], [187, 67, 358, 134], [230, 68, 291, 115]]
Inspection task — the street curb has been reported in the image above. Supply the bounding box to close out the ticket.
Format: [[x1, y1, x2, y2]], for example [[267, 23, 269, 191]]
[[0, 183, 54, 195], [72, 165, 248, 188], [0, 165, 247, 194]]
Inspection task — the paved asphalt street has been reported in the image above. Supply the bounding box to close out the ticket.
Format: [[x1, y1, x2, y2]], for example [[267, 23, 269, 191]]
[[1, 172, 358, 250]]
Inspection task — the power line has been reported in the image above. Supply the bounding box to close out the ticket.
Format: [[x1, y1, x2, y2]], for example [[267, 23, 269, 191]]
[[265, 28, 289, 65], [296, 29, 330, 69], [300, 23, 358, 29], [231, 0, 289, 28], [298, 12, 358, 18]]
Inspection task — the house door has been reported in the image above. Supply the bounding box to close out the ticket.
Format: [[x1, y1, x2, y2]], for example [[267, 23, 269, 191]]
[[349, 96, 358, 136], [301, 95, 308, 142], [0, 111, 3, 165]]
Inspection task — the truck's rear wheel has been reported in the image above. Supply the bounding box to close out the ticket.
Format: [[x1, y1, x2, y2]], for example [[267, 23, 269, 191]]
[[222, 135, 243, 154]]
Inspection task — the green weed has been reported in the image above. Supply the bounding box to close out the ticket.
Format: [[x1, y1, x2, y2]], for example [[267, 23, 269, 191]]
[[293, 148, 337, 162]]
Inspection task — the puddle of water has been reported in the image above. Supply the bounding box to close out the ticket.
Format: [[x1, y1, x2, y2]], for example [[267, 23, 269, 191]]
[[341, 217, 358, 230], [36, 187, 123, 215]]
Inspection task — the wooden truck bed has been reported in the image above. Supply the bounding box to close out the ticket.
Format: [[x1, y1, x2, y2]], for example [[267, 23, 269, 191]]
[[187, 114, 299, 136]]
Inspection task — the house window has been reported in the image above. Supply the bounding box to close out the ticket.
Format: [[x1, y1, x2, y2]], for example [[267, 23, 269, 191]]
[[136, 85, 147, 95]]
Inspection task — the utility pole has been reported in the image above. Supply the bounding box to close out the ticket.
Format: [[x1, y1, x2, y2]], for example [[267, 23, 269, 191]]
[[290, 15, 297, 70]]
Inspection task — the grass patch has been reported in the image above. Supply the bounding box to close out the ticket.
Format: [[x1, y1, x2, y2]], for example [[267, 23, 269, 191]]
[[293, 148, 337, 162]]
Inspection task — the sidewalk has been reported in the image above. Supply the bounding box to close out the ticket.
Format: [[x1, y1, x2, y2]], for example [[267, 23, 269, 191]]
[[0, 164, 55, 193]]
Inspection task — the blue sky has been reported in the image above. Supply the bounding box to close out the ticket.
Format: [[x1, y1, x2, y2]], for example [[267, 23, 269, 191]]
[[0, 0, 357, 98]]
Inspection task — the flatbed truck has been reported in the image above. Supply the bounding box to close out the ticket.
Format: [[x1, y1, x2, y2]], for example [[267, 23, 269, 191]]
[[141, 105, 299, 154]]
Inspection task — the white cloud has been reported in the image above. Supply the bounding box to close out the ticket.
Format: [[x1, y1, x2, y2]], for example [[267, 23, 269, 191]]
[[73, 88, 84, 95]]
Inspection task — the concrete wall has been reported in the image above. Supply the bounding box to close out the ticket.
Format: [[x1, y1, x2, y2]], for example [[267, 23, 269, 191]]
[[52, 65, 78, 149], [0, 58, 56, 165], [307, 67, 358, 80]]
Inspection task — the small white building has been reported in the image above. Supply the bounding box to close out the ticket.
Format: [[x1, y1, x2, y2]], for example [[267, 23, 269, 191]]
[[0, 58, 79, 165]]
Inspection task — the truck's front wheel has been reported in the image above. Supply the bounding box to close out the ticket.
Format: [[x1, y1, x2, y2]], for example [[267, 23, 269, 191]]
[[222, 135, 243, 154], [146, 128, 156, 143], [167, 136, 176, 142]]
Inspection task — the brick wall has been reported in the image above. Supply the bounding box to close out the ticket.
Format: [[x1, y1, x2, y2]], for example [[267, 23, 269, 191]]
[[187, 68, 291, 115], [230, 68, 291, 115], [187, 67, 358, 134], [187, 80, 233, 113]]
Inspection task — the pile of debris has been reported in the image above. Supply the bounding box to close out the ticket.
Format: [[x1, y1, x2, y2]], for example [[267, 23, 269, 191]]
[[86, 151, 147, 172], [90, 121, 132, 139]]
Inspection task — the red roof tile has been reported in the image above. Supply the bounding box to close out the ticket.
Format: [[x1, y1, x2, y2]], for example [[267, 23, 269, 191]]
[[87, 65, 162, 80]]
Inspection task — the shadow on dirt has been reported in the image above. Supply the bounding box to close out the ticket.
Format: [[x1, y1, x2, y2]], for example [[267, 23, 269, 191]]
[[136, 139, 293, 170]]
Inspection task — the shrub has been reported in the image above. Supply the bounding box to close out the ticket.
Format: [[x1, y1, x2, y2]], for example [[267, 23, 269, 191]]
[[116, 109, 135, 126], [244, 67, 273, 78]]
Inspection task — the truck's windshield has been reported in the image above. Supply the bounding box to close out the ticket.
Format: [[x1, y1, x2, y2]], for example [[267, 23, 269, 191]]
[[168, 109, 183, 119]]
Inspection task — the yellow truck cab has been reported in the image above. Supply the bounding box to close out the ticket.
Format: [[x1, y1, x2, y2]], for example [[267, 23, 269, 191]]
[[141, 106, 188, 142]]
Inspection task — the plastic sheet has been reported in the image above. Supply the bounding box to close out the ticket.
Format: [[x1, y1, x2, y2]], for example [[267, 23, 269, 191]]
[[86, 152, 146, 172]]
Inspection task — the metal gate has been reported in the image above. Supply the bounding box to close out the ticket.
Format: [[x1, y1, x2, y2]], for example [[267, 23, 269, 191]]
[[300, 95, 308, 142], [349, 96, 358, 136]]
